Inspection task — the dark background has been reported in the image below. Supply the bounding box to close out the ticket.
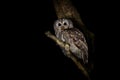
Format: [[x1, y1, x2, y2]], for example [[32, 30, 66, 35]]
[[3, 0, 105, 80], [29, 0, 97, 80]]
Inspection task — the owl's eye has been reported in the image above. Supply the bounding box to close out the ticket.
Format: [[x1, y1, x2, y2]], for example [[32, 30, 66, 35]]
[[63, 22, 67, 25], [63, 20, 69, 26], [58, 23, 61, 26]]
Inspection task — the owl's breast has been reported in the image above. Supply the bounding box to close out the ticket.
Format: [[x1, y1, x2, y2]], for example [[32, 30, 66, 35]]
[[61, 30, 73, 44], [55, 31, 65, 42]]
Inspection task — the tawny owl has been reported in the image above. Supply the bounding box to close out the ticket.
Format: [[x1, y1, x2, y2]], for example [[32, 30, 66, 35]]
[[53, 18, 88, 63]]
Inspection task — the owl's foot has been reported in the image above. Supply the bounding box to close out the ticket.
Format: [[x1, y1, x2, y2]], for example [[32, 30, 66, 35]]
[[64, 44, 72, 57], [64, 44, 69, 52]]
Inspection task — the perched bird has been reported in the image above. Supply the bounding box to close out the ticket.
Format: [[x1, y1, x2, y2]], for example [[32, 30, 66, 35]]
[[53, 18, 88, 63]]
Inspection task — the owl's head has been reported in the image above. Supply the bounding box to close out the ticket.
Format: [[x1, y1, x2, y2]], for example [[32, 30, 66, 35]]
[[54, 19, 74, 32]]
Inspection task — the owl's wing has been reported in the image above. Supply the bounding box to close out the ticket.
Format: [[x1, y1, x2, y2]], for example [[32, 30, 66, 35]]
[[63, 28, 88, 63]]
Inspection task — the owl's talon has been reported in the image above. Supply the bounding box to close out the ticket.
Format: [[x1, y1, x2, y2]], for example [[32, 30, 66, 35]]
[[65, 44, 69, 51]]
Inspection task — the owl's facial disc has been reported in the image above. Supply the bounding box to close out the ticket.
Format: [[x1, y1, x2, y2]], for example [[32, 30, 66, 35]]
[[54, 19, 74, 32]]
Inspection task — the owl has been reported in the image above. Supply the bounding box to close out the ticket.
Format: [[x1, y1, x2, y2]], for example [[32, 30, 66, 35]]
[[54, 18, 88, 63]]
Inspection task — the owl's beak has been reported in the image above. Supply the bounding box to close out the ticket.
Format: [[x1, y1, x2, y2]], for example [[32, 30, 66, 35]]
[[61, 26, 64, 30]]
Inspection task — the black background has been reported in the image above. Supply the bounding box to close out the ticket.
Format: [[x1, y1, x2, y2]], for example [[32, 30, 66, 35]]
[[2, 0, 111, 80], [30, 0, 97, 80]]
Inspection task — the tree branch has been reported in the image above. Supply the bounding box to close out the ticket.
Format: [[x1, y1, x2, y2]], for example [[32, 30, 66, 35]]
[[45, 31, 90, 80]]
